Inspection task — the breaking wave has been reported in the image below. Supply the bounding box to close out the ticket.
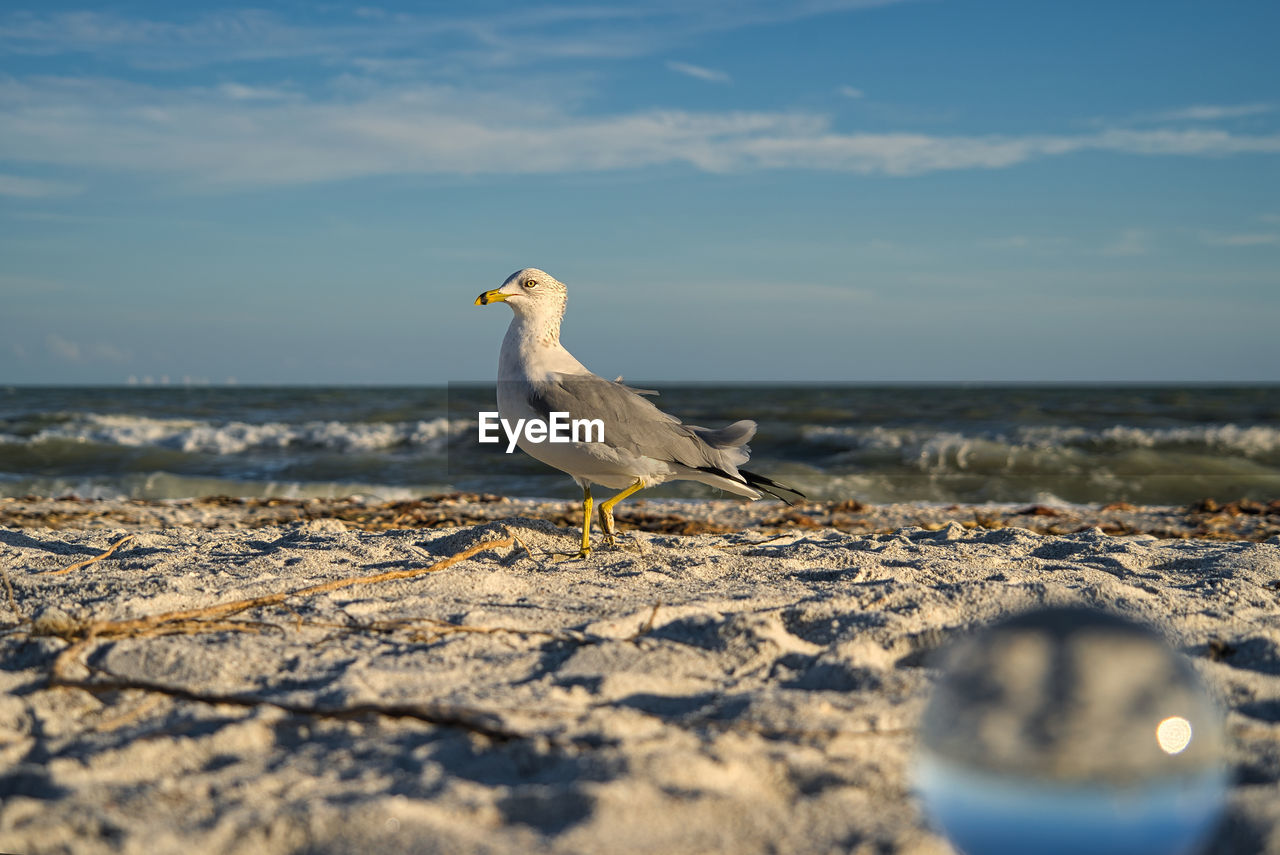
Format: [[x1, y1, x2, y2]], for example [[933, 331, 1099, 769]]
[[799, 423, 1280, 466], [0, 413, 458, 455]]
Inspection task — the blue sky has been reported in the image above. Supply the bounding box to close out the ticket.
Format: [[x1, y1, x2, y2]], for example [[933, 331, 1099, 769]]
[[2, 0, 1278, 384]]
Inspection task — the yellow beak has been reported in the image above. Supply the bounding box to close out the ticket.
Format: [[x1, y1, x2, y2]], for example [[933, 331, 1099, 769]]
[[475, 289, 509, 306]]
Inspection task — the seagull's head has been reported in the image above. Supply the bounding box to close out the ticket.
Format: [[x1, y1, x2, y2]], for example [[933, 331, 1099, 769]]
[[474, 268, 567, 323]]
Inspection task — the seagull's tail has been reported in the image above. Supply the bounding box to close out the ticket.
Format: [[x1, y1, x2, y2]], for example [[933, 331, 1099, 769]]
[[691, 419, 756, 448], [739, 469, 807, 506], [688, 420, 804, 504]]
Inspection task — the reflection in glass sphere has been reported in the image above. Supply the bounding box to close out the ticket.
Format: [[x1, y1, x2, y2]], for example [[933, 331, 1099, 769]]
[[915, 607, 1228, 855]]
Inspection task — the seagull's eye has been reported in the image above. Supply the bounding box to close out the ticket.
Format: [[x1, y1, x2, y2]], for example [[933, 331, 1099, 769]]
[[523, 279, 538, 290]]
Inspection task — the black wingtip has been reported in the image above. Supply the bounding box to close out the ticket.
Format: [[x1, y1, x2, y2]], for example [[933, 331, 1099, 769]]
[[740, 469, 806, 506]]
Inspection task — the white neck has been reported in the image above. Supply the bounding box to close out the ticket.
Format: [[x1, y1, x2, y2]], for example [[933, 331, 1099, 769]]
[[498, 312, 590, 382]]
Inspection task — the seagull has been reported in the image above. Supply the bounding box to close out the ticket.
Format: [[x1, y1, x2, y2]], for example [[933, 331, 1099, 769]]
[[474, 268, 804, 558]]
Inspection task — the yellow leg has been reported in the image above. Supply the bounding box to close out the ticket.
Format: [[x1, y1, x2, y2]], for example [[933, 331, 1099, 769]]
[[578, 485, 593, 558], [597, 479, 645, 545]]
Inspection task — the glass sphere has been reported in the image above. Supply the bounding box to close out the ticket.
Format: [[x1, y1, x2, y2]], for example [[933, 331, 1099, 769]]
[[915, 606, 1228, 855]]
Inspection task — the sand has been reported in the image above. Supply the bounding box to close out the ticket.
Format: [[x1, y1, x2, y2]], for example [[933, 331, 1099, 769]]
[[4, 494, 1279, 541], [1, 502, 1278, 854]]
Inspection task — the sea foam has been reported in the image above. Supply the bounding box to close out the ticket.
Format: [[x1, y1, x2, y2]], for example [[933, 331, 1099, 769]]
[[8, 413, 459, 455]]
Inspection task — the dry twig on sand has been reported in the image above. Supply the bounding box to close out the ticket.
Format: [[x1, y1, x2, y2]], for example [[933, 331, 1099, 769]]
[[49, 633, 526, 742], [42, 534, 136, 576], [37, 535, 514, 642]]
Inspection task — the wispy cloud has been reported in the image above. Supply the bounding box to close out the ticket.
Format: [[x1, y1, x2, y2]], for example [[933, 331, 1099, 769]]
[[1096, 102, 1279, 128], [1148, 103, 1275, 123], [217, 82, 293, 102], [0, 172, 82, 197], [0, 10, 339, 68], [44, 332, 130, 363], [1101, 228, 1149, 257], [45, 333, 80, 362], [730, 128, 1280, 175], [3, 77, 1280, 186], [666, 60, 730, 83], [0, 4, 915, 71], [2, 6, 1278, 188]]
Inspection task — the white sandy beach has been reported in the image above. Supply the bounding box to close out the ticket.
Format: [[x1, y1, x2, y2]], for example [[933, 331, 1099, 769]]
[[1, 509, 1279, 854]]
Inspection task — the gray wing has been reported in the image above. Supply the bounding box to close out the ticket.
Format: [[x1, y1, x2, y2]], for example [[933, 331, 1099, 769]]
[[527, 372, 756, 471]]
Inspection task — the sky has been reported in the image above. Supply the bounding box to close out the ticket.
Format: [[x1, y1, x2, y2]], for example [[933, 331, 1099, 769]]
[[2, 0, 1279, 385]]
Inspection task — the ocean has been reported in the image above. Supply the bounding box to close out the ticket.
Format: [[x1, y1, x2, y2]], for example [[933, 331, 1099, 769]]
[[1, 385, 1277, 506]]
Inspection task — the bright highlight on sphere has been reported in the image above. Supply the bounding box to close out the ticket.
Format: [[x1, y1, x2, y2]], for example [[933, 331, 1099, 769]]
[[1156, 716, 1193, 755]]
